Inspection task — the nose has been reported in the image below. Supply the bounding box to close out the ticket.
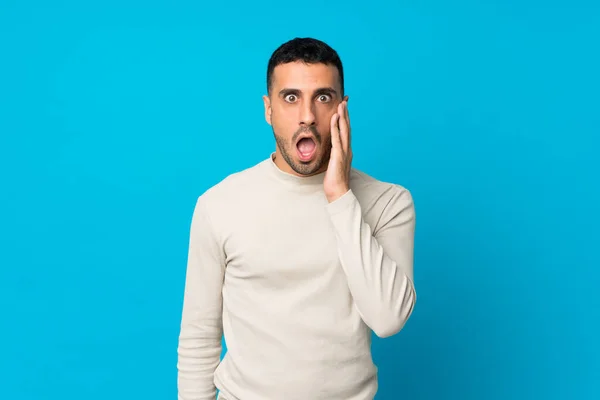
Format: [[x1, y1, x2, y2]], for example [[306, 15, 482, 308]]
[[299, 99, 316, 126]]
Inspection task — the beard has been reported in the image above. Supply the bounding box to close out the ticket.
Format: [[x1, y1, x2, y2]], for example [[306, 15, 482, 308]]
[[272, 125, 332, 176]]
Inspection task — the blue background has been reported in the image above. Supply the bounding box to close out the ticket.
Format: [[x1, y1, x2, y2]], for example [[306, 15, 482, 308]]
[[1, 0, 598, 399]]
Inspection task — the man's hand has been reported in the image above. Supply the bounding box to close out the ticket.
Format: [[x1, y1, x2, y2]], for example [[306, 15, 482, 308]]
[[324, 100, 352, 203]]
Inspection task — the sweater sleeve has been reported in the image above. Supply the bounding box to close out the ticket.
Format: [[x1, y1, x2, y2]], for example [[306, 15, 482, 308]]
[[326, 186, 416, 338], [177, 195, 225, 400]]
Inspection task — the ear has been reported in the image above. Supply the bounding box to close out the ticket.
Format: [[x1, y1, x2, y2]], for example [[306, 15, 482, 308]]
[[262, 95, 272, 125], [343, 95, 349, 103]]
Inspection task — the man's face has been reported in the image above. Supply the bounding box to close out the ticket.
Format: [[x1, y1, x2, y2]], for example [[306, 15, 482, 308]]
[[263, 61, 347, 176]]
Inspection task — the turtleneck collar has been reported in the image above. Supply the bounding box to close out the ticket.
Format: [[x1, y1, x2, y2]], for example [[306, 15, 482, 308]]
[[262, 152, 327, 190]]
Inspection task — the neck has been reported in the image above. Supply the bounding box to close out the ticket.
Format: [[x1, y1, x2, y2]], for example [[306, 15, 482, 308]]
[[266, 152, 327, 190]]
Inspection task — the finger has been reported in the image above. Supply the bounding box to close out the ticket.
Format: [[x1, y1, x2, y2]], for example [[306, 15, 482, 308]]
[[338, 103, 349, 152], [341, 101, 350, 150], [345, 101, 351, 144], [330, 112, 341, 150]]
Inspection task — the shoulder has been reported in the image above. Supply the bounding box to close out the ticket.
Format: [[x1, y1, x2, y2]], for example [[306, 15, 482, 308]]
[[349, 167, 414, 207], [348, 168, 415, 231], [196, 158, 268, 209]]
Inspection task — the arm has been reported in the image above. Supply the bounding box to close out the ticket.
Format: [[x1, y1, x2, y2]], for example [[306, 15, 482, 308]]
[[177, 195, 225, 400], [326, 186, 416, 338]]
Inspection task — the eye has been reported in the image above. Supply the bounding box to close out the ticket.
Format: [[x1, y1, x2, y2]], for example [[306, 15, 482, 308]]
[[284, 94, 298, 103], [317, 94, 332, 102]]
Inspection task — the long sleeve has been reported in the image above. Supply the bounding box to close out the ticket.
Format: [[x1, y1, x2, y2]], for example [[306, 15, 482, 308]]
[[177, 195, 225, 400], [326, 186, 416, 338]]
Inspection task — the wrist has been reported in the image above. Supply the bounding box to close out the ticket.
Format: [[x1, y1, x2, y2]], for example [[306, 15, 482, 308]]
[[326, 185, 350, 203]]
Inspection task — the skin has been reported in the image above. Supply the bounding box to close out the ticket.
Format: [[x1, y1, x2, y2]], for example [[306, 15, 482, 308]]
[[262, 61, 353, 203]]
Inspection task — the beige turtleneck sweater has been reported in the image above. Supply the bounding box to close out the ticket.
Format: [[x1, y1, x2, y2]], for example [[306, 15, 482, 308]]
[[177, 153, 416, 400]]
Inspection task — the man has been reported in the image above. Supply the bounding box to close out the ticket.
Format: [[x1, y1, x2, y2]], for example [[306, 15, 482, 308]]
[[177, 37, 416, 400]]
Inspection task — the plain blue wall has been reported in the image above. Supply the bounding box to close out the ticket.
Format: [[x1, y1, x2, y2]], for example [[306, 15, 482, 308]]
[[1, 1, 598, 399]]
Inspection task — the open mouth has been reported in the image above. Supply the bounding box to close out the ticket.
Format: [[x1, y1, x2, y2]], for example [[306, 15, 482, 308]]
[[296, 137, 317, 162]]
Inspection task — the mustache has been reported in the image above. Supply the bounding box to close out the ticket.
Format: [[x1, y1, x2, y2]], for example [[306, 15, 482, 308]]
[[292, 126, 322, 144]]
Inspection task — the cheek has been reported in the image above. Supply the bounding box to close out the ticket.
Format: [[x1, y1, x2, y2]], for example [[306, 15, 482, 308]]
[[272, 106, 292, 124], [318, 116, 334, 135], [317, 106, 335, 125], [271, 113, 294, 138]]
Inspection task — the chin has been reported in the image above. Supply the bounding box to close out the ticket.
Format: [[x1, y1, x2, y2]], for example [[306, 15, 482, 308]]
[[297, 155, 318, 165], [295, 154, 325, 175]]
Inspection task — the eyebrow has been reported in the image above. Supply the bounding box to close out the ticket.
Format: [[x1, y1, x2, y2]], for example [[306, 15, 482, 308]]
[[278, 87, 338, 98]]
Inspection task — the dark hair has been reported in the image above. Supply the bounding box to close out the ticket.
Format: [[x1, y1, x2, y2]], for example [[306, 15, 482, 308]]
[[266, 37, 344, 96]]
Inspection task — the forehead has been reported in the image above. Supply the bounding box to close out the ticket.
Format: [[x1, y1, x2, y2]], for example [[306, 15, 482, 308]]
[[271, 61, 341, 93]]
